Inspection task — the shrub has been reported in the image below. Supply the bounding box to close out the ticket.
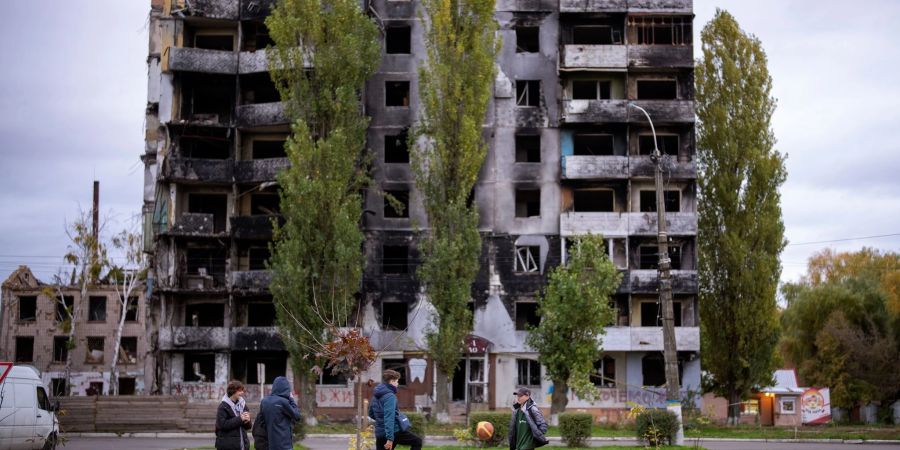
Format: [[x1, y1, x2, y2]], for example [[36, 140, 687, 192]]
[[405, 412, 427, 441], [635, 408, 678, 447], [559, 412, 593, 447], [469, 412, 511, 447]]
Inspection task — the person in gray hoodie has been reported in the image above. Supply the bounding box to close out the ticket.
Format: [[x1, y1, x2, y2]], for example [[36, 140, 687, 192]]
[[259, 376, 302, 450]]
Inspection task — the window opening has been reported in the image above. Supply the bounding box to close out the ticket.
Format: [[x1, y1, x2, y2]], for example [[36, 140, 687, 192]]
[[515, 245, 540, 273], [516, 26, 540, 53], [384, 129, 410, 163], [231, 351, 288, 384], [515, 134, 541, 163], [639, 190, 681, 213], [119, 337, 138, 364], [252, 140, 287, 159], [88, 296, 107, 322], [382, 302, 408, 330], [383, 245, 409, 275], [56, 296, 74, 322], [53, 336, 69, 362], [385, 81, 410, 107], [15, 336, 34, 362], [125, 297, 139, 322], [184, 353, 215, 382], [573, 25, 619, 45], [194, 34, 234, 51], [638, 135, 679, 156], [86, 337, 105, 364], [517, 359, 541, 386], [573, 134, 614, 156], [637, 79, 677, 100], [384, 189, 410, 218], [248, 300, 277, 327], [185, 303, 225, 327], [118, 378, 136, 395], [18, 296, 36, 321], [187, 193, 228, 232], [515, 189, 541, 217], [591, 356, 616, 387], [516, 80, 540, 107], [640, 301, 682, 327], [382, 359, 408, 385], [629, 16, 692, 45], [574, 189, 614, 212], [515, 302, 540, 330], [386, 26, 412, 54]]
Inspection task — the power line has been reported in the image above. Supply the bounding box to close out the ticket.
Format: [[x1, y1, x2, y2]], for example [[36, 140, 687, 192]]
[[787, 233, 900, 246]]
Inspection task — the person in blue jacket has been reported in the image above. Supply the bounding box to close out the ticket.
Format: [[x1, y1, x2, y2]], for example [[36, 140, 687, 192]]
[[371, 369, 422, 450], [259, 376, 302, 450]]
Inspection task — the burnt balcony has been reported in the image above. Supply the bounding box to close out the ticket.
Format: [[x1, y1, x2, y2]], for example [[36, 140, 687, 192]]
[[158, 326, 230, 351], [560, 45, 627, 70], [600, 326, 700, 352], [164, 47, 237, 74], [237, 102, 288, 128], [627, 0, 693, 13], [231, 327, 284, 351], [234, 158, 290, 183], [562, 99, 628, 123], [230, 215, 283, 240], [629, 155, 695, 179], [162, 157, 233, 184], [625, 269, 698, 294], [559, 0, 627, 13], [562, 156, 629, 180], [168, 213, 228, 237], [165, 0, 239, 20], [232, 270, 272, 292], [628, 45, 693, 69], [628, 100, 695, 123], [560, 212, 697, 237]]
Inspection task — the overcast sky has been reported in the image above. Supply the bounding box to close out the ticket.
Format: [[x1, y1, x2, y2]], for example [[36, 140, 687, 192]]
[[0, 0, 897, 285]]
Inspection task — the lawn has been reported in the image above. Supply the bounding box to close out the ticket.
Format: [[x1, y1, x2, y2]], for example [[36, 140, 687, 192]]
[[422, 447, 702, 450]]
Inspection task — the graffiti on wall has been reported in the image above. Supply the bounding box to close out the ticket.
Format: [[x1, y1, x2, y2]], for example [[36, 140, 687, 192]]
[[173, 382, 226, 401], [317, 386, 354, 407]]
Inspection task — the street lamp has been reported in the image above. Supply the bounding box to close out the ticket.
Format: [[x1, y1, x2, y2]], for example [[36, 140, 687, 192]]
[[628, 102, 684, 445]]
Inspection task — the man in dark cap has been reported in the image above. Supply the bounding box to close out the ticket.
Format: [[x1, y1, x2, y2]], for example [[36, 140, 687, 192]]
[[508, 387, 548, 450]]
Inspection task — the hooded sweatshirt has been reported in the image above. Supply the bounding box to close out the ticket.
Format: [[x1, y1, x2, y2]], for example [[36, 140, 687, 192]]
[[370, 383, 399, 440], [260, 376, 302, 450]]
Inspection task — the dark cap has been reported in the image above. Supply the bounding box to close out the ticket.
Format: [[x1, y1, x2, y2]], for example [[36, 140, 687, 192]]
[[514, 387, 532, 397]]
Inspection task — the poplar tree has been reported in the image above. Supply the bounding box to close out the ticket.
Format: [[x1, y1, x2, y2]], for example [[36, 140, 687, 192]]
[[266, 0, 380, 423], [695, 9, 786, 425], [413, 0, 499, 422]]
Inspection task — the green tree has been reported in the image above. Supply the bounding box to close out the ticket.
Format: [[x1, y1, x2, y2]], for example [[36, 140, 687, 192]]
[[526, 235, 620, 420], [695, 9, 786, 425], [412, 0, 499, 422], [266, 0, 380, 422]]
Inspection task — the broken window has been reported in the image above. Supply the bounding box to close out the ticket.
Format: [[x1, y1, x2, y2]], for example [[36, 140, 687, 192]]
[[125, 297, 139, 322], [185, 247, 228, 280], [51, 378, 66, 397], [516, 80, 541, 107], [638, 134, 679, 156], [572, 80, 611, 100], [118, 337, 138, 364], [232, 351, 287, 384], [574, 189, 615, 212], [184, 353, 215, 382], [252, 140, 287, 159], [384, 189, 410, 218], [249, 247, 271, 271], [118, 378, 136, 395], [180, 134, 230, 159], [318, 369, 347, 385], [241, 21, 274, 51], [636, 79, 677, 100], [382, 359, 408, 386], [641, 352, 683, 387], [639, 190, 680, 213], [194, 34, 234, 51], [250, 192, 280, 215], [515, 133, 541, 163], [247, 300, 276, 327], [640, 301, 682, 327], [591, 356, 616, 387], [385, 81, 410, 107], [517, 359, 541, 386], [180, 74, 234, 122], [573, 25, 620, 45], [185, 303, 225, 327], [639, 246, 658, 270], [629, 16, 692, 45], [515, 189, 541, 218], [56, 296, 74, 322], [383, 245, 409, 275], [573, 134, 614, 156], [384, 130, 410, 163], [53, 336, 69, 363], [669, 246, 682, 270], [241, 73, 280, 105], [386, 26, 412, 54], [382, 302, 408, 330], [515, 302, 540, 330], [86, 337, 105, 364], [516, 26, 540, 53], [15, 337, 34, 363], [515, 245, 540, 273], [188, 193, 228, 232], [88, 296, 107, 322], [18, 296, 36, 322]]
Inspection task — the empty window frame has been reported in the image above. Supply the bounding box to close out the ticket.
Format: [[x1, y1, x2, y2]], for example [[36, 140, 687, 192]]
[[187, 193, 228, 232], [641, 351, 684, 387], [18, 296, 36, 321], [384, 189, 410, 218], [640, 301, 682, 327], [384, 130, 410, 163], [629, 16, 692, 45], [56, 296, 74, 322], [184, 353, 215, 382], [118, 378, 137, 395], [318, 368, 347, 385], [231, 351, 287, 384], [516, 80, 541, 107], [125, 297, 139, 322], [573, 134, 614, 156], [382, 359, 408, 385], [51, 378, 66, 397], [385, 81, 410, 107], [180, 135, 230, 159], [515, 189, 541, 218], [185, 247, 228, 278], [249, 247, 271, 271], [515, 302, 540, 330], [241, 72, 280, 104], [639, 190, 681, 213], [638, 245, 683, 270], [636, 79, 677, 100], [385, 26, 412, 54], [574, 189, 615, 212], [571, 80, 611, 100], [516, 26, 540, 53], [517, 359, 541, 387], [250, 192, 280, 215], [247, 300, 277, 327], [591, 356, 617, 387], [194, 33, 235, 51], [515, 245, 540, 273], [383, 245, 409, 275], [515, 134, 541, 163], [88, 296, 107, 322], [180, 74, 234, 122], [53, 336, 69, 363], [638, 134, 679, 156], [573, 25, 620, 45], [381, 302, 408, 330], [185, 303, 226, 327], [15, 336, 34, 363], [252, 140, 287, 159], [86, 337, 105, 364], [118, 337, 138, 364]]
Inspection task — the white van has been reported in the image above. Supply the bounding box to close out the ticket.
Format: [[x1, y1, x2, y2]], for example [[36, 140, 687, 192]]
[[0, 365, 59, 450]]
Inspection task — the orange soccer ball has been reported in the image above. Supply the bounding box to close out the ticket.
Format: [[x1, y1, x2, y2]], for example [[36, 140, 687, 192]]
[[476, 421, 494, 440]]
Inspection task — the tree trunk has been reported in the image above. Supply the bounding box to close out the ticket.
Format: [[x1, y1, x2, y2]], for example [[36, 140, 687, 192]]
[[107, 299, 128, 395], [355, 377, 363, 450], [434, 369, 450, 424], [550, 378, 569, 425], [297, 371, 318, 425], [727, 389, 741, 426]]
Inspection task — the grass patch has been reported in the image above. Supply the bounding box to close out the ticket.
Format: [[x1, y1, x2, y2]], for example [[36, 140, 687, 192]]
[[422, 447, 703, 450]]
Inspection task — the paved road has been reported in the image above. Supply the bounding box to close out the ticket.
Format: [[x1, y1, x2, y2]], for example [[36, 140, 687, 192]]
[[61, 435, 900, 450]]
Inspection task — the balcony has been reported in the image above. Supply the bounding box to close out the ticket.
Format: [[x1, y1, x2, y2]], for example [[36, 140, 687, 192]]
[[560, 212, 697, 237], [231, 327, 284, 351], [159, 326, 230, 351], [164, 47, 236, 74], [560, 45, 627, 70], [162, 157, 233, 184], [628, 100, 695, 123], [559, 0, 628, 13], [230, 215, 282, 240], [166, 0, 239, 20], [232, 270, 272, 292], [239, 48, 271, 74], [629, 155, 695, 179], [562, 99, 628, 123], [626, 269, 698, 294], [627, 0, 693, 13], [168, 213, 225, 237], [562, 156, 629, 179], [628, 45, 693, 69], [237, 102, 288, 128], [600, 326, 700, 352], [234, 158, 290, 184]]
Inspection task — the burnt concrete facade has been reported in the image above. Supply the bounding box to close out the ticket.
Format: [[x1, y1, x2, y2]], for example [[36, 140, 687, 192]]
[[143, 0, 699, 419]]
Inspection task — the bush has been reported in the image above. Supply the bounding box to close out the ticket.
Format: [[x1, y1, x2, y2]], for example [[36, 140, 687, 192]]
[[470, 412, 511, 447], [404, 412, 427, 441], [635, 409, 678, 447], [559, 412, 593, 447]]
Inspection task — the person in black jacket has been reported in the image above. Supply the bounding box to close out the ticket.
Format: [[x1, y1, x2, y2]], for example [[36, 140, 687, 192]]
[[260, 376, 302, 450], [216, 380, 252, 450]]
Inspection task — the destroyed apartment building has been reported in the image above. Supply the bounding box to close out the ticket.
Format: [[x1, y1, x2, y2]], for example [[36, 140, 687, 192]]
[[142, 0, 700, 420]]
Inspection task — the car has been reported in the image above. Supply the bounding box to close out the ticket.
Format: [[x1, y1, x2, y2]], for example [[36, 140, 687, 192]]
[[0, 364, 59, 450]]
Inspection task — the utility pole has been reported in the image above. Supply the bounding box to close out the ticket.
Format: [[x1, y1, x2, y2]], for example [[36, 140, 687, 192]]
[[629, 103, 684, 444]]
